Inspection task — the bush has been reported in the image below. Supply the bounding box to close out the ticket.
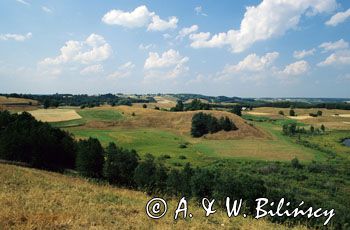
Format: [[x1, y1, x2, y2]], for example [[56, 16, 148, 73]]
[[278, 110, 284, 116], [179, 155, 187, 160], [142, 104, 147, 108], [76, 138, 104, 178], [291, 157, 303, 169], [289, 109, 296, 116]]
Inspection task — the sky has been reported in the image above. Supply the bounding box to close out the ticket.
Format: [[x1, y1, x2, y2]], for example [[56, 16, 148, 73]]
[[0, 0, 350, 97]]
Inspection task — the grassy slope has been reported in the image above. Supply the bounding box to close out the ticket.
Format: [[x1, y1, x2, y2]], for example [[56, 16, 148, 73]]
[[66, 107, 324, 165], [0, 164, 307, 230]]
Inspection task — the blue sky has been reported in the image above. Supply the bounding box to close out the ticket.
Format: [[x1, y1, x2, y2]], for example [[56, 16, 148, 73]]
[[1, 0, 350, 97]]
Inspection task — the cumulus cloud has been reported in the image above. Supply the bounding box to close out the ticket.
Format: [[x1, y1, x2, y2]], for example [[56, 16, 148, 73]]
[[39, 33, 112, 66], [0, 32, 32, 41], [221, 52, 279, 74], [176, 25, 199, 40], [318, 50, 350, 66], [293, 48, 316, 59], [147, 15, 178, 31], [80, 64, 104, 75], [319, 39, 349, 52], [107, 62, 135, 79], [190, 0, 337, 53], [325, 8, 350, 26], [102, 5, 178, 31], [144, 49, 189, 79], [280, 60, 310, 76]]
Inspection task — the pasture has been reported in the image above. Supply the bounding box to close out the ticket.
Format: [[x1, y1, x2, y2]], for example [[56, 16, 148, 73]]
[[29, 109, 82, 122]]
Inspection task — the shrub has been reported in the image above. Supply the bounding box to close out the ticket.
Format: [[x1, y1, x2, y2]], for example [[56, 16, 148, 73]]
[[291, 157, 303, 169], [278, 110, 284, 116], [289, 109, 296, 116], [191, 168, 215, 198], [179, 155, 187, 160], [142, 104, 147, 108], [230, 105, 242, 116]]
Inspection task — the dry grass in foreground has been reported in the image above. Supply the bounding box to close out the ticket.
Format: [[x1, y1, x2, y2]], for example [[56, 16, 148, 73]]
[[0, 164, 308, 230]]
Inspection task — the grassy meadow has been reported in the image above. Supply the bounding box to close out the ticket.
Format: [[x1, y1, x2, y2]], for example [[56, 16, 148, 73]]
[[0, 163, 307, 230], [46, 105, 333, 167]]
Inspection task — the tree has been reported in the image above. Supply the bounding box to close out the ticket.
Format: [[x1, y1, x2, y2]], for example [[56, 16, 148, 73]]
[[191, 113, 210, 137], [134, 154, 157, 194], [219, 116, 238, 131], [317, 110, 323, 116], [76, 138, 104, 178], [230, 105, 242, 116], [310, 125, 315, 133], [321, 124, 325, 132], [166, 169, 182, 196], [172, 100, 184, 111], [191, 168, 215, 198], [103, 142, 139, 186], [289, 109, 296, 116], [43, 99, 50, 109]]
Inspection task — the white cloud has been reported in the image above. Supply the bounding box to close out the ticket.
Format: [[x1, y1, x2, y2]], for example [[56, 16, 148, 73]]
[[319, 39, 349, 52], [221, 52, 279, 74], [147, 15, 178, 31], [139, 43, 155, 50], [0, 32, 32, 41], [39, 33, 112, 66], [102, 5, 153, 28], [293, 48, 316, 59], [325, 8, 350, 26], [107, 61, 135, 79], [80, 64, 104, 75], [190, 0, 337, 53], [318, 50, 350, 66], [42, 6, 52, 13], [102, 5, 178, 31], [194, 6, 207, 16], [144, 49, 189, 79], [176, 25, 199, 40], [16, 0, 30, 6], [281, 60, 310, 76]]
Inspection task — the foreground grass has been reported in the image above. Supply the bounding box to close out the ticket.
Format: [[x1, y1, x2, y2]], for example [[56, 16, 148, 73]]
[[0, 164, 307, 229]]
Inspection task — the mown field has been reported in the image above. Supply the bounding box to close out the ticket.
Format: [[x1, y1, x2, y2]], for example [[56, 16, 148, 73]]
[[0, 163, 307, 230]]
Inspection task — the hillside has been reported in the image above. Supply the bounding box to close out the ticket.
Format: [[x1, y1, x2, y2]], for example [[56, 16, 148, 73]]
[[84, 106, 269, 140], [0, 164, 307, 229]]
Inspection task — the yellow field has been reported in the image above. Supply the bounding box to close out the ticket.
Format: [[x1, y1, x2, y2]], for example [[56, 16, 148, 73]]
[[245, 107, 350, 130], [0, 96, 38, 105], [29, 109, 82, 122], [0, 164, 307, 229]]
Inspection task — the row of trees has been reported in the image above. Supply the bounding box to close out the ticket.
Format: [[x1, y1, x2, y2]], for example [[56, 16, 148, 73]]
[[282, 122, 326, 136], [191, 112, 238, 137], [171, 99, 211, 112]]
